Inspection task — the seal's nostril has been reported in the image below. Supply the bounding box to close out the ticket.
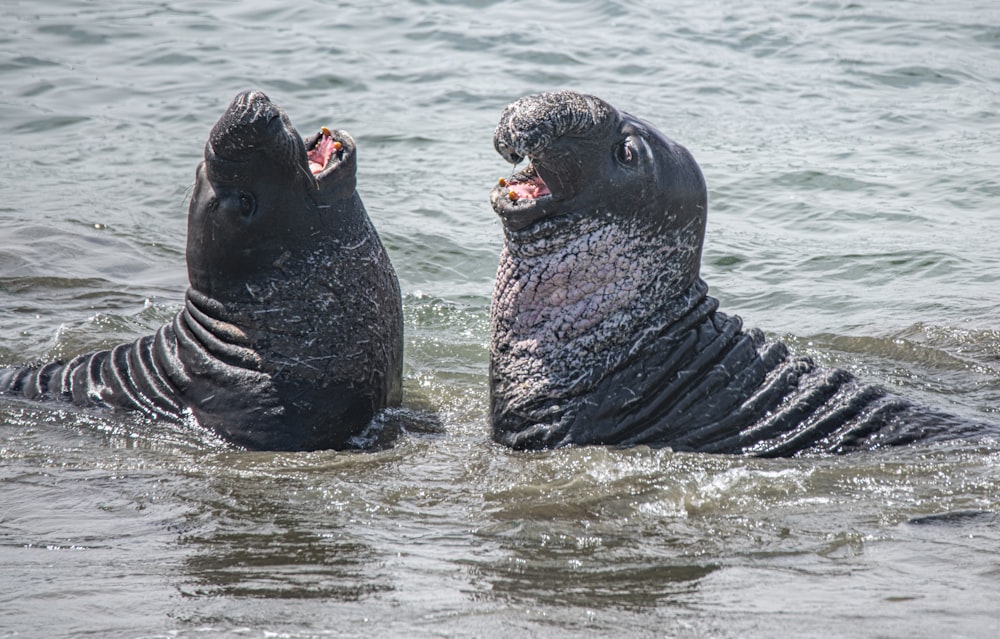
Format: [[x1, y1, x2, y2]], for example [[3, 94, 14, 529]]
[[504, 150, 523, 165]]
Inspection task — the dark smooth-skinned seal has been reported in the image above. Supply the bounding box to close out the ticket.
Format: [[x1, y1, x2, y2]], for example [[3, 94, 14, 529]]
[[487, 90, 993, 456], [0, 90, 403, 451]]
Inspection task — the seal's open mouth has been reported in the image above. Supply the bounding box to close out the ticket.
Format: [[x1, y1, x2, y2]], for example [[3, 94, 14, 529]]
[[491, 153, 581, 234], [501, 163, 552, 202], [305, 127, 348, 176]]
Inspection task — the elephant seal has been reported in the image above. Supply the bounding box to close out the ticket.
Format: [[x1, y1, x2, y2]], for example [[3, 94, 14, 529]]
[[0, 90, 403, 451], [488, 90, 990, 456]]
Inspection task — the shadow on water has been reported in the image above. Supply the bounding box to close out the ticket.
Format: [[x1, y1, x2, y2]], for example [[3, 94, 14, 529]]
[[466, 526, 718, 611], [180, 513, 392, 601], [906, 509, 997, 527], [173, 413, 446, 604], [457, 447, 731, 612], [170, 450, 405, 606]]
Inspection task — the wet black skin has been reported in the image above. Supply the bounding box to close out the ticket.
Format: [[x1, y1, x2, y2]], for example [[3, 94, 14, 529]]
[[488, 90, 992, 455], [0, 91, 403, 451]]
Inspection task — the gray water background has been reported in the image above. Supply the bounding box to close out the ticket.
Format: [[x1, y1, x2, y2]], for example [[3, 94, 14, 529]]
[[1, 1, 999, 637]]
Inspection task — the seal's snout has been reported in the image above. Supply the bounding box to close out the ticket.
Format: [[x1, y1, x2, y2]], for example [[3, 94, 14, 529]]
[[235, 89, 269, 106], [493, 90, 613, 161], [231, 89, 279, 123], [210, 90, 286, 154], [206, 89, 306, 172]]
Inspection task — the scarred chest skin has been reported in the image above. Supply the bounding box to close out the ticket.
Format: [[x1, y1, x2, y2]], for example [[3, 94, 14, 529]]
[[490, 211, 705, 449]]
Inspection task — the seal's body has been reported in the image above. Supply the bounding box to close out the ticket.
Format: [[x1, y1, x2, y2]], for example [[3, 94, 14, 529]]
[[1, 91, 403, 451], [488, 90, 988, 455]]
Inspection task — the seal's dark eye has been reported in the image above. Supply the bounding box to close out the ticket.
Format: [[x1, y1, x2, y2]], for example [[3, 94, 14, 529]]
[[238, 192, 256, 218], [616, 139, 636, 165]]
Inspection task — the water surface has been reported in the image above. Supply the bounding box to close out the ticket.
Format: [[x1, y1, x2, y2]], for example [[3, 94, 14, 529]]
[[1, 1, 999, 637]]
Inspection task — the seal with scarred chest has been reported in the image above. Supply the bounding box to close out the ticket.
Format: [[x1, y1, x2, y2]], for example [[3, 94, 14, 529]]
[[0, 90, 403, 451], [488, 90, 991, 455]]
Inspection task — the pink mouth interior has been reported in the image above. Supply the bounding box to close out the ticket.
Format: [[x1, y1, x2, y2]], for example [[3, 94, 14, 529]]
[[308, 132, 339, 174], [507, 175, 551, 200]]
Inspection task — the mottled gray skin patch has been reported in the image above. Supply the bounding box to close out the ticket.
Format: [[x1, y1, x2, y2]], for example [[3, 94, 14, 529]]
[[491, 215, 704, 448], [489, 91, 989, 455], [0, 91, 403, 451]]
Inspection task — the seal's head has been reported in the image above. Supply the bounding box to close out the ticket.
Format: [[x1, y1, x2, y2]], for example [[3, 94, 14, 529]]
[[187, 90, 360, 301], [488, 91, 709, 448], [491, 90, 706, 275]]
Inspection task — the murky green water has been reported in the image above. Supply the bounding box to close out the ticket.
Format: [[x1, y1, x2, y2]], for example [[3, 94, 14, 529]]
[[2, 1, 999, 637]]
